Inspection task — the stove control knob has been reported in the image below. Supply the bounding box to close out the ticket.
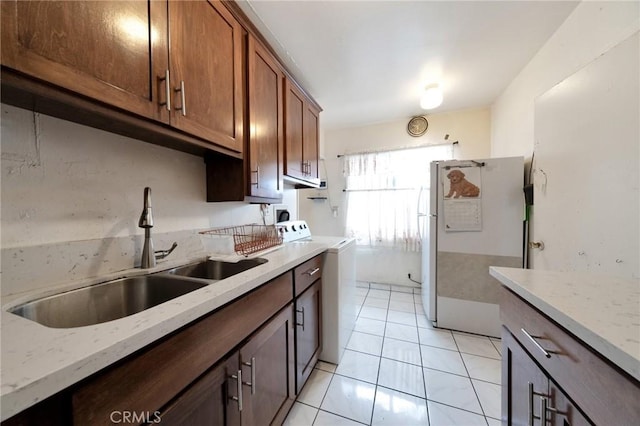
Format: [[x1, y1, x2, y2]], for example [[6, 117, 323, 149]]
[[292, 225, 297, 231]]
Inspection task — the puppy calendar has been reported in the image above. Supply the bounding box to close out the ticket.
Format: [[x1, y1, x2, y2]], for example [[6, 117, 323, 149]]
[[442, 167, 483, 231]]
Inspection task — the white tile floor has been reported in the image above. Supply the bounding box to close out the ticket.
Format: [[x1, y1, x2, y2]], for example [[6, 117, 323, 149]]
[[284, 282, 502, 426]]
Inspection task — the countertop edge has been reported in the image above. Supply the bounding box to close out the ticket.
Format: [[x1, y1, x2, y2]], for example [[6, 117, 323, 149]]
[[490, 266, 640, 382]]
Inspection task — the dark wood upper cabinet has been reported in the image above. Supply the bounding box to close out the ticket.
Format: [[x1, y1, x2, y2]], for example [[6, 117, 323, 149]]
[[1, 0, 244, 154], [2, 0, 323, 199], [1, 0, 169, 123], [246, 35, 283, 201], [284, 79, 321, 187], [168, 0, 244, 153], [284, 80, 305, 180], [303, 103, 321, 182]]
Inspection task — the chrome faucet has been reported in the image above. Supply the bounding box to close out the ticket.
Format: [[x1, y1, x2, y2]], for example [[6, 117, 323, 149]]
[[138, 187, 177, 268]]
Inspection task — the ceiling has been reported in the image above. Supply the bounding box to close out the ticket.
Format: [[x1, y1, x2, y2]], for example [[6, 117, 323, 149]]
[[236, 0, 579, 130]]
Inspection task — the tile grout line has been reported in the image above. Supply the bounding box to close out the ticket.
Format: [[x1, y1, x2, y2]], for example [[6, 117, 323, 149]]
[[454, 333, 492, 424], [417, 312, 432, 426], [367, 289, 390, 425], [293, 287, 501, 425]]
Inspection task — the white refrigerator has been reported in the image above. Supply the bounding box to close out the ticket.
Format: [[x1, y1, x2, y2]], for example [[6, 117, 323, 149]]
[[420, 157, 524, 337]]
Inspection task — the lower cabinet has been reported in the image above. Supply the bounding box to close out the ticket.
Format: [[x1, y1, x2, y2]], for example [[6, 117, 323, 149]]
[[500, 287, 640, 426], [158, 304, 295, 426], [159, 356, 241, 426], [292, 254, 323, 394], [238, 305, 295, 425], [502, 328, 591, 426], [295, 280, 321, 393]]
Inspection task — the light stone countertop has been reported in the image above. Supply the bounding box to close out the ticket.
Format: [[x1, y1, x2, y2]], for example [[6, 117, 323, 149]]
[[490, 267, 640, 382], [0, 241, 330, 421]]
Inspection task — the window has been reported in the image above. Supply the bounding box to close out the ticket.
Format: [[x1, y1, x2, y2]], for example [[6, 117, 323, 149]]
[[344, 145, 453, 250]]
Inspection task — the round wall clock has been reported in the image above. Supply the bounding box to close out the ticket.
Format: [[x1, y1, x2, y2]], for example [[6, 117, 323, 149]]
[[407, 116, 428, 137]]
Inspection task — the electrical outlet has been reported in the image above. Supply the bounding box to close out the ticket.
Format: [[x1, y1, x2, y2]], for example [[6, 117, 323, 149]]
[[260, 203, 271, 220], [331, 206, 338, 218]]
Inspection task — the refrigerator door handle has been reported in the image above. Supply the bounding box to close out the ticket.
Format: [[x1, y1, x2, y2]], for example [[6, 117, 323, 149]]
[[417, 186, 425, 239]]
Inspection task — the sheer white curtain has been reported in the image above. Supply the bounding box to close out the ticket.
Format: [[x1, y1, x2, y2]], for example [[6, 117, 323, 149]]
[[344, 145, 453, 251]]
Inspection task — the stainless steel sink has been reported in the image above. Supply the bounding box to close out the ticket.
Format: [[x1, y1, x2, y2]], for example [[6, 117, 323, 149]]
[[164, 258, 268, 281], [9, 275, 208, 328]]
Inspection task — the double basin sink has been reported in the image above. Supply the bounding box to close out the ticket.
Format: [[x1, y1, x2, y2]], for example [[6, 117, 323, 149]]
[[9, 258, 267, 329]]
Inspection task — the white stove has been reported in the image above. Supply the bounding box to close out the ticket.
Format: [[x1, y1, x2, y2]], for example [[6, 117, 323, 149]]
[[275, 220, 312, 242], [276, 219, 357, 365]]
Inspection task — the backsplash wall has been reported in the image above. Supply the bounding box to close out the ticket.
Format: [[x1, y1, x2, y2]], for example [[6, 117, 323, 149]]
[[1, 104, 297, 295]]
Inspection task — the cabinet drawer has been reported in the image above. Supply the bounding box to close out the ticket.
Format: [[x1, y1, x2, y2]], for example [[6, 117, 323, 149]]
[[500, 287, 640, 425], [294, 254, 323, 296]]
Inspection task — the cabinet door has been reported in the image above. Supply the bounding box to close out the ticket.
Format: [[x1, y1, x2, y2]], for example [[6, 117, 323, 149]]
[[284, 78, 321, 185], [159, 356, 241, 426], [548, 381, 593, 426], [1, 0, 169, 123], [239, 304, 294, 426], [247, 35, 284, 200], [295, 280, 322, 393], [168, 0, 244, 153], [502, 327, 548, 426], [284, 79, 306, 180], [303, 103, 321, 182]]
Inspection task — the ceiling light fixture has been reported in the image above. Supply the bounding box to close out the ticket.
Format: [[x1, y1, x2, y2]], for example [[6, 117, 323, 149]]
[[420, 83, 443, 110]]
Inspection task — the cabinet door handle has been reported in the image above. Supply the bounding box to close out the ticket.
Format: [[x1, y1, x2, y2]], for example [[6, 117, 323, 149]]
[[528, 382, 543, 426], [159, 69, 171, 111], [521, 328, 552, 358], [541, 396, 564, 424], [529, 382, 559, 425], [251, 166, 260, 187], [175, 80, 186, 116], [242, 357, 256, 395], [296, 306, 305, 331], [229, 369, 243, 412], [306, 267, 320, 276]]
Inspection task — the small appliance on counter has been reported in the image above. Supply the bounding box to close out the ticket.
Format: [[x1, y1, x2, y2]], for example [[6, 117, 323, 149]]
[[276, 220, 357, 364]]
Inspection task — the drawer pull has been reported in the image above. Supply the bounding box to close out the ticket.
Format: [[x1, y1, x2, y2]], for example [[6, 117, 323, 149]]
[[306, 267, 320, 276], [242, 357, 256, 395], [521, 328, 552, 358], [229, 369, 243, 411]]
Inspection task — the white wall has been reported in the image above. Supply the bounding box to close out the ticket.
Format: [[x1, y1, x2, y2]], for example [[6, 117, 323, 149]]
[[492, 0, 639, 158], [300, 108, 491, 285], [1, 104, 293, 248], [491, 1, 639, 279]]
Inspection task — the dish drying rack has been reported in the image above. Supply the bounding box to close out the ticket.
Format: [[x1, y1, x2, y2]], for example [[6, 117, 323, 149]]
[[200, 224, 283, 256]]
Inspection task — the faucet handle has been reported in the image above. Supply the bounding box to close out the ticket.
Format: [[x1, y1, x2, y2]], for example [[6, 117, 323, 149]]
[[155, 242, 178, 260]]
